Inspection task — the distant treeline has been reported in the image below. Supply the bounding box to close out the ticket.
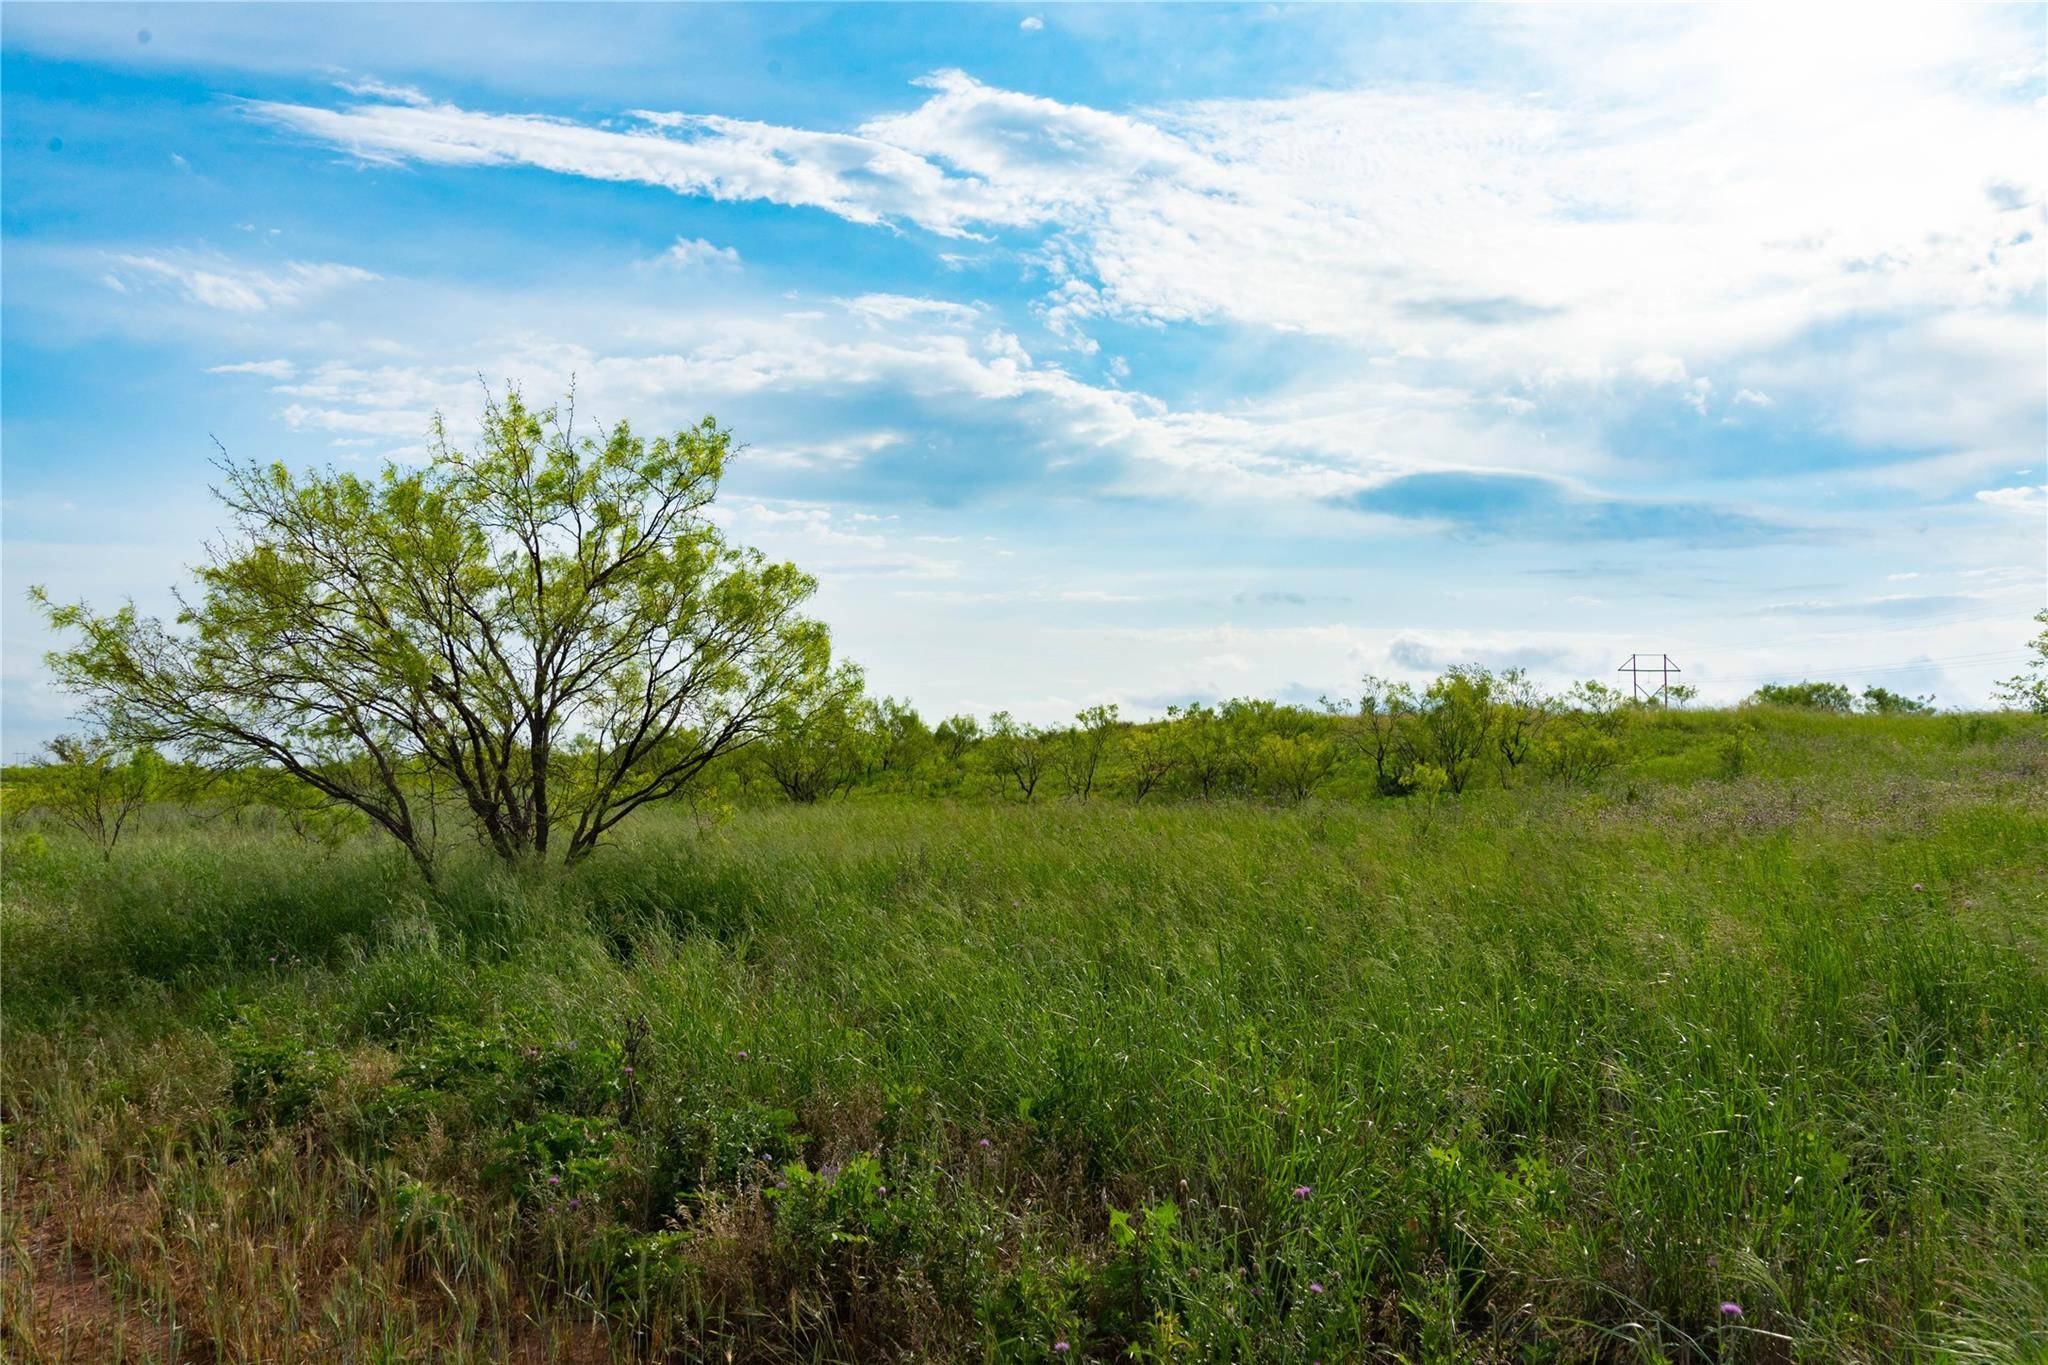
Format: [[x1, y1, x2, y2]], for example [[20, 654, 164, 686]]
[[4, 662, 2037, 865], [717, 668, 1987, 808]]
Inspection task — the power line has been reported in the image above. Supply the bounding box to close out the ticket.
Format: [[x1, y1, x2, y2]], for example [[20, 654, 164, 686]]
[[1669, 603, 2037, 658], [1697, 649, 2029, 687], [1702, 650, 2025, 683]]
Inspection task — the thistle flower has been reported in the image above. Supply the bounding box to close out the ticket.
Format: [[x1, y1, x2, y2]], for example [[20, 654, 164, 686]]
[[1720, 1301, 1743, 1318], [1293, 1185, 1313, 1199], [1052, 1342, 1069, 1355]]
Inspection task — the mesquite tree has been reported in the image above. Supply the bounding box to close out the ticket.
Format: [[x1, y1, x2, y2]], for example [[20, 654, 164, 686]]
[[18, 734, 161, 859], [34, 390, 836, 877], [758, 664, 870, 803]]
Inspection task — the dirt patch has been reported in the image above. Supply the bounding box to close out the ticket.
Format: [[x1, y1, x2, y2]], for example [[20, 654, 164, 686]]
[[3, 1212, 196, 1362]]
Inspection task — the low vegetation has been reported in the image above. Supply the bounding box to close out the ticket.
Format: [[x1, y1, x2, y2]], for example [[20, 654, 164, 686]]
[[4, 706, 2044, 1361]]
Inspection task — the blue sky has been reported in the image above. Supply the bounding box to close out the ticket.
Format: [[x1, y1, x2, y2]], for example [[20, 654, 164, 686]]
[[4, 3, 2044, 749]]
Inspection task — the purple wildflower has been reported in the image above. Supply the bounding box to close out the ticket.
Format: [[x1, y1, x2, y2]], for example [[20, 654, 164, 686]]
[[979, 1138, 992, 1149], [1053, 1342, 1070, 1355], [547, 1175, 560, 1187], [1719, 1301, 1743, 1318], [1293, 1185, 1313, 1199], [1309, 1282, 1325, 1295], [736, 1050, 749, 1060], [1912, 882, 1924, 892]]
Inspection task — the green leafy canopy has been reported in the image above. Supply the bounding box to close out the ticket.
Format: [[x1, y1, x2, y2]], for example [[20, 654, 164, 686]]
[[34, 387, 839, 874]]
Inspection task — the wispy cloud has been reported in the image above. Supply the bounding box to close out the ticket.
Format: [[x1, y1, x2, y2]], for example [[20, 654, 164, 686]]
[[334, 78, 431, 106], [207, 358, 298, 379], [105, 251, 378, 311], [246, 94, 1011, 234], [842, 293, 981, 325]]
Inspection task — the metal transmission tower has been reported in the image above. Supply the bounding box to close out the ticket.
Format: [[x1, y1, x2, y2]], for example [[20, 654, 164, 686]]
[[1617, 653, 1681, 704]]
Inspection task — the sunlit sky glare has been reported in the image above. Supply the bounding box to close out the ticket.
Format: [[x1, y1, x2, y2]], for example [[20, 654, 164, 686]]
[[3, 2, 2044, 750]]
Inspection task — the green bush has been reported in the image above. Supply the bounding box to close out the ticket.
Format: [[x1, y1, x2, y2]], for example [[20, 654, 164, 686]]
[[484, 1112, 623, 1205], [221, 1010, 343, 1127], [1748, 680, 1857, 712]]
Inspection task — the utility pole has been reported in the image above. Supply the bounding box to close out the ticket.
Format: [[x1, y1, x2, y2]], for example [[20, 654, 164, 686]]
[[1617, 653, 1681, 705]]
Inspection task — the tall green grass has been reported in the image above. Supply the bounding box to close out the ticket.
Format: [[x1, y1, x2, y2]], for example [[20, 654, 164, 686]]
[[3, 712, 2044, 1360]]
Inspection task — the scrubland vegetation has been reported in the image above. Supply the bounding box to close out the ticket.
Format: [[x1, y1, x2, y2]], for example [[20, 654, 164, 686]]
[[7, 398, 2046, 1360], [5, 704, 2045, 1362]]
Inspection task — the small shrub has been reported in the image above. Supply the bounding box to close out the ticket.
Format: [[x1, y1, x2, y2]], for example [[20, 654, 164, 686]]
[[1097, 1201, 1189, 1345], [1534, 722, 1620, 785], [397, 1022, 626, 1119], [1403, 762, 1451, 836], [389, 1174, 460, 1245], [1943, 712, 2003, 746], [484, 1112, 623, 1204], [221, 1012, 343, 1128], [640, 1097, 804, 1225], [336, 941, 475, 1043], [1717, 724, 1760, 779]]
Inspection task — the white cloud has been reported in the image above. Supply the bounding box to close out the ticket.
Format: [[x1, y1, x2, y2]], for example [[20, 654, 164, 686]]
[[842, 293, 980, 325], [278, 402, 432, 439], [750, 430, 903, 469], [106, 252, 379, 311], [335, 78, 431, 106], [209, 293, 1573, 505], [208, 358, 298, 379], [1975, 483, 2047, 512], [655, 236, 741, 269], [248, 94, 1015, 236], [1630, 355, 1690, 386], [713, 499, 960, 580], [1019, 15, 1043, 32]]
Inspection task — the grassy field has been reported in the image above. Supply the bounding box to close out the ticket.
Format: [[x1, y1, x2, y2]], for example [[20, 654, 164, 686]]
[[3, 710, 2045, 1361]]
